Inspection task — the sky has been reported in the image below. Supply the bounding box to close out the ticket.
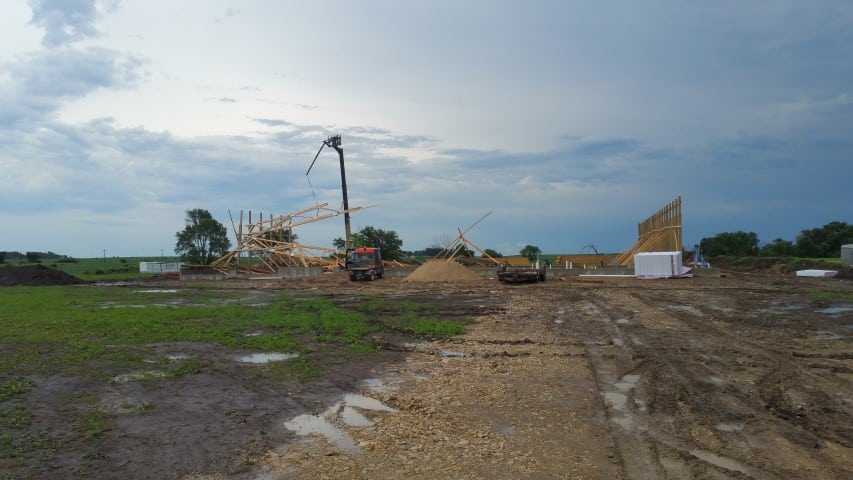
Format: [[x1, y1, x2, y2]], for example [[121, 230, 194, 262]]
[[1, 0, 851, 258]]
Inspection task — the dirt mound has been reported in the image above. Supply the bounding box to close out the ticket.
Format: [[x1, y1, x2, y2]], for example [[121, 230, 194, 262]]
[[403, 260, 480, 282], [0, 265, 86, 286]]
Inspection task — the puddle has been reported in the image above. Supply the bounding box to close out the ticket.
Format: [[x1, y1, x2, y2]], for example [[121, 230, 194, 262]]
[[136, 289, 178, 293], [167, 354, 189, 361], [615, 318, 630, 325], [237, 352, 299, 363], [284, 393, 396, 453], [815, 331, 844, 340], [403, 341, 432, 350], [438, 350, 471, 358], [612, 338, 624, 346], [112, 370, 167, 383], [284, 414, 360, 453], [670, 305, 702, 316], [631, 336, 645, 346], [769, 301, 804, 311], [708, 376, 726, 386], [603, 374, 642, 430], [244, 331, 264, 337], [554, 319, 564, 324], [715, 422, 744, 432], [494, 421, 520, 436], [616, 374, 640, 392], [816, 305, 853, 316], [710, 305, 735, 314], [689, 449, 756, 477]]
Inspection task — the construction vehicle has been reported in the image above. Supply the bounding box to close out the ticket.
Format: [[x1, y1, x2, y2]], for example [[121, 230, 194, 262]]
[[496, 264, 546, 283], [346, 247, 385, 281], [307, 135, 384, 281]]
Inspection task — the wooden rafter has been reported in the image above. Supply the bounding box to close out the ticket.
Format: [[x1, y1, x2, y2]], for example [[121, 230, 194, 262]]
[[210, 202, 367, 274], [615, 196, 682, 265]]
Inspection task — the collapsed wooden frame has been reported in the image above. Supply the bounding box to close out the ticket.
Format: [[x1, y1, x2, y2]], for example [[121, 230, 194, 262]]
[[210, 202, 366, 274]]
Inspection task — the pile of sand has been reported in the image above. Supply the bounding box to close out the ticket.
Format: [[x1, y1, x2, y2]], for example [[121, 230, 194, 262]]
[[404, 260, 480, 282]]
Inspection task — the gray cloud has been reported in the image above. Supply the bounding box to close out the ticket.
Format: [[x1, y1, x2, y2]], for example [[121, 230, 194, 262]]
[[29, 0, 101, 47], [1, 46, 143, 126]]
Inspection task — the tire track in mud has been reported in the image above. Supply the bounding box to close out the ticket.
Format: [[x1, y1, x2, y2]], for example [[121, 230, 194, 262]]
[[565, 288, 781, 480], [593, 286, 852, 480]]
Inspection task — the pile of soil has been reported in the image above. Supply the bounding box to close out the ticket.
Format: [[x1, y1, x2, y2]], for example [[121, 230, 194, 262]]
[[0, 265, 86, 286], [403, 260, 480, 282]]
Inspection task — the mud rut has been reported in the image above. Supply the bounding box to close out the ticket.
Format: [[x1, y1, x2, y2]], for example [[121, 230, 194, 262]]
[[238, 276, 851, 480]]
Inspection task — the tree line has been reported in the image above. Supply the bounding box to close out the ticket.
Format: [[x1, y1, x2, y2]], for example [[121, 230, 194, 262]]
[[699, 221, 851, 258]]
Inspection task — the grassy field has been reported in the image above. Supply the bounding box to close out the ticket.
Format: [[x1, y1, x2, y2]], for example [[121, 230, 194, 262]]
[[0, 285, 466, 380]]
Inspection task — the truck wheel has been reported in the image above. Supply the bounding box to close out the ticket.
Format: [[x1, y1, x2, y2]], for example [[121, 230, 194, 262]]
[[370, 272, 376, 281]]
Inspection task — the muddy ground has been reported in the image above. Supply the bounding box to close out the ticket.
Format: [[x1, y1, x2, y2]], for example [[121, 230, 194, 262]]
[[5, 269, 853, 479]]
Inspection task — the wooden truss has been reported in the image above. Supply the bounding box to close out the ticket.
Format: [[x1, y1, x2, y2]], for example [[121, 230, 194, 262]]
[[615, 196, 682, 265], [210, 202, 366, 274], [433, 211, 502, 265]]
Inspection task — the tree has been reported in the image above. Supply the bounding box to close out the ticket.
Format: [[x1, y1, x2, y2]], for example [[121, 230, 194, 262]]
[[760, 238, 796, 257], [482, 248, 503, 258], [25, 251, 41, 263], [699, 231, 759, 257], [795, 221, 852, 258], [333, 226, 404, 261], [0, 251, 5, 264], [519, 245, 542, 262], [175, 209, 232, 265]]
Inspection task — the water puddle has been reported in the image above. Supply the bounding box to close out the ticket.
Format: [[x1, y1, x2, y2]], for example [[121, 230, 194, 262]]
[[136, 289, 178, 293], [816, 305, 853, 316], [670, 305, 702, 316], [612, 338, 624, 346], [615, 318, 630, 325], [494, 421, 519, 437], [815, 331, 844, 340], [603, 374, 642, 429], [438, 350, 471, 358], [714, 422, 744, 432], [710, 305, 735, 314], [167, 354, 189, 361], [237, 352, 299, 363], [689, 449, 756, 477], [554, 319, 564, 324], [284, 413, 360, 453], [284, 393, 396, 453], [112, 370, 167, 383]]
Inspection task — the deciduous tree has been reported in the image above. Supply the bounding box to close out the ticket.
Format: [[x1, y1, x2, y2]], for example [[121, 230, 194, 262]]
[[175, 209, 231, 265]]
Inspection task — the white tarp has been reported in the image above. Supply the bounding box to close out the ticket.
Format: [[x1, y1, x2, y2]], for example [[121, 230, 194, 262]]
[[634, 251, 690, 279]]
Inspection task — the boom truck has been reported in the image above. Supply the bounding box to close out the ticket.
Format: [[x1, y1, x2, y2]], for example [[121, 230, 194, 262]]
[[306, 135, 384, 281]]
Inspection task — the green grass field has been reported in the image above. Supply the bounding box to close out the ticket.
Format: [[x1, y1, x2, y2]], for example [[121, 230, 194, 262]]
[[0, 285, 467, 382]]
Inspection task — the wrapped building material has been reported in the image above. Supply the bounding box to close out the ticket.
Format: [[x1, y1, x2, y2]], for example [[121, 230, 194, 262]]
[[634, 251, 691, 279]]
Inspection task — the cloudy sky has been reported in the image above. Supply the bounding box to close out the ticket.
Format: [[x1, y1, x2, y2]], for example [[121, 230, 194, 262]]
[[1, 0, 850, 258]]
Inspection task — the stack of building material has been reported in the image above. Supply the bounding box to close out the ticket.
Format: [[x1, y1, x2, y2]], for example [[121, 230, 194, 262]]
[[634, 251, 691, 279]]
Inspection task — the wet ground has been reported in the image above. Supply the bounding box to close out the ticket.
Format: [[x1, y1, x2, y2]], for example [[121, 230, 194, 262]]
[[5, 271, 852, 479]]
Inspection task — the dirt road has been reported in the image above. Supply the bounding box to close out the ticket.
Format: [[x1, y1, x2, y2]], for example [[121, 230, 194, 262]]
[[221, 272, 852, 479]]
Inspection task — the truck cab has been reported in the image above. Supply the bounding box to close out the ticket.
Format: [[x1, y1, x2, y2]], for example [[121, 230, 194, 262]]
[[346, 247, 384, 281]]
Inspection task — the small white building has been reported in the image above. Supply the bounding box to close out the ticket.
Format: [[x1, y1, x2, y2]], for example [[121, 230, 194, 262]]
[[139, 262, 181, 274]]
